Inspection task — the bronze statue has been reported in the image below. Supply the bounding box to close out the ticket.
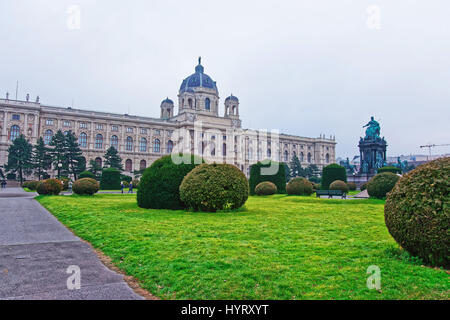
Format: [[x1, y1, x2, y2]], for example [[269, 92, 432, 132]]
[[363, 116, 380, 140]]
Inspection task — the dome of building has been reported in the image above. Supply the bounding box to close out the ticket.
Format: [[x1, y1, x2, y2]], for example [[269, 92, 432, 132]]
[[179, 57, 218, 93], [225, 94, 239, 102], [161, 97, 173, 104]]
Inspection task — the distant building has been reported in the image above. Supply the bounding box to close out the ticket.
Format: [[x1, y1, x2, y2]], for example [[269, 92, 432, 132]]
[[0, 59, 336, 178]]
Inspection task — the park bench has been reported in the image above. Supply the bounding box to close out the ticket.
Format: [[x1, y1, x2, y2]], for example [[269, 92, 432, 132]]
[[316, 190, 347, 199]]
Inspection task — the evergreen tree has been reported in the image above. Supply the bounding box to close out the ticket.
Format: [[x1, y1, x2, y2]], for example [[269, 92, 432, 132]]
[[103, 146, 123, 171], [88, 159, 102, 179], [65, 131, 86, 180], [305, 164, 320, 180], [32, 137, 52, 181], [50, 130, 68, 179], [289, 154, 303, 178], [5, 135, 33, 185]]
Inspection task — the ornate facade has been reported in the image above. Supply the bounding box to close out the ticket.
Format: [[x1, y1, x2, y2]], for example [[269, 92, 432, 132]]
[[0, 59, 336, 177]]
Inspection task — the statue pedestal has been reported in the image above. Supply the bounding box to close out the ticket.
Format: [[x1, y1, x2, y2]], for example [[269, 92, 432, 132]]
[[359, 137, 387, 175], [348, 173, 375, 189]]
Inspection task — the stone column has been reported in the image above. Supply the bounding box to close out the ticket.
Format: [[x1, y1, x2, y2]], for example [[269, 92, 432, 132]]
[[2, 111, 7, 142]]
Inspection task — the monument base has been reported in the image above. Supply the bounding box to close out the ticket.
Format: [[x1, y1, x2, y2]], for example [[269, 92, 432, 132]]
[[347, 173, 375, 189]]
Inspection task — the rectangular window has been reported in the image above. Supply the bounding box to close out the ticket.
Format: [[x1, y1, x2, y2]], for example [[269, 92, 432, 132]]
[[12, 114, 20, 120], [154, 129, 161, 136], [140, 128, 147, 134], [96, 124, 104, 130], [46, 118, 54, 126], [127, 127, 133, 133], [80, 122, 87, 129], [63, 121, 71, 127], [111, 125, 118, 131]]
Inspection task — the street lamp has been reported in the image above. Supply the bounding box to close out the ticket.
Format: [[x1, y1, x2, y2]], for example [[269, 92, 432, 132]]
[[58, 162, 62, 179]]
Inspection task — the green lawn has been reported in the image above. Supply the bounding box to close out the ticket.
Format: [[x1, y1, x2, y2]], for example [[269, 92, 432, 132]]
[[37, 194, 449, 300]]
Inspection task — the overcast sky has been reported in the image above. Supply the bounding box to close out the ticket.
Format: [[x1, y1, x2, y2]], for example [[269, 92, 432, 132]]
[[1, 0, 449, 158]]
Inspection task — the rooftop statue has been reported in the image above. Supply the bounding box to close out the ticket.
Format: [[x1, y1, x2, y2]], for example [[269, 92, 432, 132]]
[[363, 116, 380, 140]]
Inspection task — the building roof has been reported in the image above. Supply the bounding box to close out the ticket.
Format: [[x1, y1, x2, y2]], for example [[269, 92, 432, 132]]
[[225, 94, 239, 102], [179, 58, 218, 93]]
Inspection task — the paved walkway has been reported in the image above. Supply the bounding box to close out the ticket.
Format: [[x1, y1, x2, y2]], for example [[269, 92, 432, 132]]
[[0, 188, 142, 300]]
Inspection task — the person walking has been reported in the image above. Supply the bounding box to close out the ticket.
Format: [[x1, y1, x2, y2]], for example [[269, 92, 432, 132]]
[[128, 181, 133, 194], [121, 182, 124, 194], [1, 180, 7, 189]]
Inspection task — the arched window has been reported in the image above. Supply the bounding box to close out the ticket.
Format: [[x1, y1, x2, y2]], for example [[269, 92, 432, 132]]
[[111, 135, 118, 149], [153, 139, 160, 153], [300, 152, 304, 162], [205, 98, 211, 110], [232, 106, 236, 115], [267, 148, 272, 158], [95, 157, 102, 168], [223, 143, 227, 156], [79, 132, 87, 148], [188, 98, 193, 108], [284, 150, 289, 162], [140, 160, 147, 170], [95, 134, 103, 149], [210, 142, 216, 156], [44, 129, 53, 145], [126, 137, 133, 151], [167, 140, 173, 153], [125, 159, 132, 172], [140, 138, 147, 152], [326, 153, 330, 163], [307, 153, 312, 163], [10, 125, 20, 141]]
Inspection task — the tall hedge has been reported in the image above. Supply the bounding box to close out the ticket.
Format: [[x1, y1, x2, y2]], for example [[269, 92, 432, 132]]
[[100, 168, 121, 190], [321, 163, 347, 189], [249, 160, 287, 195], [385, 157, 450, 268], [137, 154, 204, 210]]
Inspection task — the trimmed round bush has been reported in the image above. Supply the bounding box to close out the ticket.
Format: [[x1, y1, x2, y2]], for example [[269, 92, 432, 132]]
[[79, 171, 96, 179], [180, 163, 249, 212], [367, 172, 400, 199], [329, 180, 349, 193], [361, 182, 368, 191], [312, 182, 320, 191], [36, 178, 63, 195], [137, 154, 204, 210], [347, 182, 357, 191], [23, 181, 39, 190], [286, 177, 314, 196], [385, 157, 450, 268], [255, 181, 277, 195], [73, 178, 99, 195], [321, 164, 347, 189], [100, 168, 121, 190]]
